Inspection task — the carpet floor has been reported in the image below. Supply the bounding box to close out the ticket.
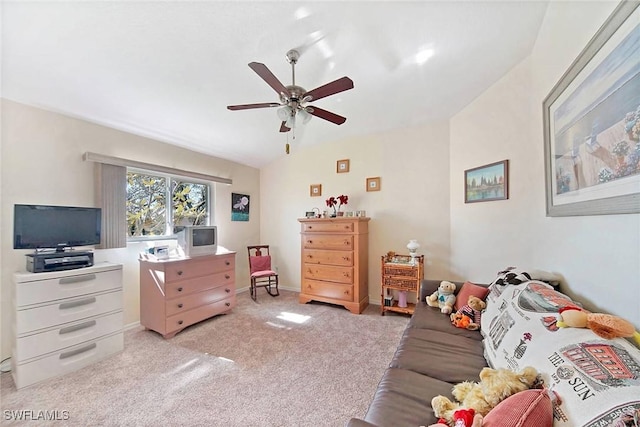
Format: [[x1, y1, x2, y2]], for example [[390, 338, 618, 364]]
[[1, 290, 409, 426]]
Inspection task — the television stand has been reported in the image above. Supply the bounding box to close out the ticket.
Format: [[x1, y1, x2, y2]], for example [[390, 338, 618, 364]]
[[26, 251, 94, 273]]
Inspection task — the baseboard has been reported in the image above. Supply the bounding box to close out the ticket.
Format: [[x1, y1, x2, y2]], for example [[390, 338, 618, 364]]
[[235, 285, 299, 294]]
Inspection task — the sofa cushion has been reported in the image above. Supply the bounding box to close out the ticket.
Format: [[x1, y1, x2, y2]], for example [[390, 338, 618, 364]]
[[409, 302, 484, 341], [363, 368, 453, 427], [391, 328, 488, 383]]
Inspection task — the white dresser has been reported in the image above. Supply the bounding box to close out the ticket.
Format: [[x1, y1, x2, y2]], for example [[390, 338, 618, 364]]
[[12, 262, 124, 389]]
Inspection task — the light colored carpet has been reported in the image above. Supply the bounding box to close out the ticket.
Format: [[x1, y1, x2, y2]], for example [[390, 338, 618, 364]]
[[1, 290, 409, 426]]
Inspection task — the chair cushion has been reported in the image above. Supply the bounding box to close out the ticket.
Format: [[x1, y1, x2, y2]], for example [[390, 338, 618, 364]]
[[249, 255, 271, 273], [251, 270, 277, 278]]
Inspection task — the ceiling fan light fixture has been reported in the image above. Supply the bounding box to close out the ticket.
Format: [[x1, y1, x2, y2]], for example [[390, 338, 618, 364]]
[[298, 108, 312, 124], [285, 114, 296, 129], [277, 106, 292, 121]]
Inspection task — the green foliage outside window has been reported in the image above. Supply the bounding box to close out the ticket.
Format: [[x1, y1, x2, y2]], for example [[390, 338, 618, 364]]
[[127, 172, 209, 237]]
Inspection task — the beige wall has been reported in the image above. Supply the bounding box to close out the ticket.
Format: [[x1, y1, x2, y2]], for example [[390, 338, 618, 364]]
[[0, 100, 261, 358], [450, 2, 640, 328], [260, 121, 452, 304]]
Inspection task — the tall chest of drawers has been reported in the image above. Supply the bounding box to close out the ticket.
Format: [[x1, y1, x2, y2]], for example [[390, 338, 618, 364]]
[[298, 217, 370, 314], [12, 262, 124, 389], [139, 250, 236, 338]]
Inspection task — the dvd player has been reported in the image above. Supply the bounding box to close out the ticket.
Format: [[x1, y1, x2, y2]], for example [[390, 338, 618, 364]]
[[26, 251, 94, 273]]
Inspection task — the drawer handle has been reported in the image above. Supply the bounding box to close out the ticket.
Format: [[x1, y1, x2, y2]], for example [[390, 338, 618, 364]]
[[59, 273, 97, 285], [308, 226, 313, 229], [59, 320, 97, 335], [177, 287, 183, 292], [343, 240, 349, 245], [307, 240, 313, 244], [225, 261, 231, 266], [177, 270, 183, 276], [306, 254, 313, 259], [59, 297, 96, 310], [178, 303, 183, 308], [225, 274, 230, 279], [343, 272, 350, 277], [225, 302, 231, 307], [344, 225, 350, 229], [225, 288, 231, 293], [342, 256, 349, 261], [178, 320, 184, 325], [59, 343, 96, 360], [344, 290, 350, 295]]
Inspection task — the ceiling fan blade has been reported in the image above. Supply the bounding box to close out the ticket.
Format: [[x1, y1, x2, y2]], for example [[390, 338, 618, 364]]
[[307, 106, 347, 125], [280, 122, 291, 133], [304, 77, 354, 102], [248, 62, 291, 97], [227, 102, 281, 111]]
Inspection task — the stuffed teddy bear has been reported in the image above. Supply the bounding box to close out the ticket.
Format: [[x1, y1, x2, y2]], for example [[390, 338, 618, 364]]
[[427, 281, 457, 314], [451, 295, 486, 330], [431, 366, 539, 425]]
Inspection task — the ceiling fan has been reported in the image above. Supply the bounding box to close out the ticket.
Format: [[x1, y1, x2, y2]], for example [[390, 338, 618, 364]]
[[227, 49, 354, 133]]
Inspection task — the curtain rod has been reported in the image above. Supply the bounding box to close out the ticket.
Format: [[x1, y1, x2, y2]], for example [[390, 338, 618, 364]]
[[83, 152, 233, 185]]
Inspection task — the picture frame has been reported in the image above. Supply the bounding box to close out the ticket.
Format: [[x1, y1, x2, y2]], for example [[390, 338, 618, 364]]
[[542, 1, 640, 216], [464, 160, 509, 203], [231, 193, 250, 221], [366, 177, 381, 192], [310, 184, 322, 197], [336, 159, 350, 173]]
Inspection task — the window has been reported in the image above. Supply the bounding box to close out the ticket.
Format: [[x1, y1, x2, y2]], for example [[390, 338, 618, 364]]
[[126, 170, 211, 238]]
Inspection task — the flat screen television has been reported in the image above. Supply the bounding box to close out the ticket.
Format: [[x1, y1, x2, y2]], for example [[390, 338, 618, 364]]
[[13, 204, 102, 251]]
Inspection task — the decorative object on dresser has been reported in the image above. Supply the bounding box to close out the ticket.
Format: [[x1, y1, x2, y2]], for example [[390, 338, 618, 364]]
[[406, 239, 420, 265], [12, 262, 124, 389], [139, 249, 236, 338], [298, 216, 370, 314], [247, 245, 280, 301], [381, 253, 424, 316]]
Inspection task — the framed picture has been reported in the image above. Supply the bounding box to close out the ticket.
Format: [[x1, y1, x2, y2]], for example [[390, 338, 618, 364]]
[[231, 193, 250, 222], [464, 160, 509, 203], [310, 184, 322, 197], [543, 1, 640, 216], [366, 177, 381, 192], [337, 159, 350, 173]]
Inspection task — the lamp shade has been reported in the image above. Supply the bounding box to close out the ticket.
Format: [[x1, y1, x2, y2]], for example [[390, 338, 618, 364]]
[[277, 106, 292, 121], [298, 108, 312, 124]]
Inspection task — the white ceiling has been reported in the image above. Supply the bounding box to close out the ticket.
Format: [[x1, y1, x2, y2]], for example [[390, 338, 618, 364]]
[[2, 1, 549, 168]]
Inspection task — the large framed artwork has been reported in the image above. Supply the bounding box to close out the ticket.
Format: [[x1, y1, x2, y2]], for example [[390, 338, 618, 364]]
[[543, 1, 640, 216], [464, 160, 509, 203]]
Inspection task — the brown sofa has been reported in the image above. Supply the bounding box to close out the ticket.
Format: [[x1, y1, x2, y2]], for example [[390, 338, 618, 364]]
[[347, 279, 489, 427]]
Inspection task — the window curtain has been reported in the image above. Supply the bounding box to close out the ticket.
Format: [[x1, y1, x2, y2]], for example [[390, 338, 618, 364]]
[[95, 163, 127, 249]]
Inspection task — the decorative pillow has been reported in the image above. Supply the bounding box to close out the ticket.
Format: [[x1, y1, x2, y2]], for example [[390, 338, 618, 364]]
[[249, 255, 272, 273], [482, 388, 554, 427], [454, 281, 490, 311]]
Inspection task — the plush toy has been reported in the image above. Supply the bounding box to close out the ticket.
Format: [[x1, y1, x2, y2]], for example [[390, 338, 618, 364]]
[[429, 413, 483, 427], [558, 306, 640, 347], [427, 281, 457, 314], [451, 296, 486, 330], [431, 366, 539, 425]]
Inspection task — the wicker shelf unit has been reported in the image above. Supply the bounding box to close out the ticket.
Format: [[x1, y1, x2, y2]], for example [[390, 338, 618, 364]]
[[381, 254, 424, 316]]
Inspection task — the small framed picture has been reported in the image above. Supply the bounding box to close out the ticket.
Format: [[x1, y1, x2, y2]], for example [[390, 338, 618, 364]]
[[336, 159, 350, 173], [310, 184, 322, 197], [366, 177, 381, 192]]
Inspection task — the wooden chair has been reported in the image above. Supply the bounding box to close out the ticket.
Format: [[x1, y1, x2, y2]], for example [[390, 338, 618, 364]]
[[247, 245, 279, 301]]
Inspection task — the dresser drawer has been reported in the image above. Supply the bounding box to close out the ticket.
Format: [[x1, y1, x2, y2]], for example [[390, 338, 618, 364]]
[[165, 270, 235, 298], [164, 254, 235, 282], [302, 279, 353, 301], [166, 287, 234, 316], [303, 235, 353, 251], [15, 269, 122, 307], [303, 249, 353, 266], [303, 222, 354, 233], [303, 264, 353, 284], [166, 296, 236, 333], [14, 311, 123, 362], [16, 290, 123, 335], [12, 332, 123, 389]]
